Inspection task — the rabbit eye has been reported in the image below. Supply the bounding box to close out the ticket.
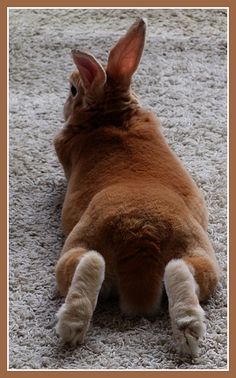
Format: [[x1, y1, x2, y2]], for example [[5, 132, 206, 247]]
[[70, 84, 77, 97]]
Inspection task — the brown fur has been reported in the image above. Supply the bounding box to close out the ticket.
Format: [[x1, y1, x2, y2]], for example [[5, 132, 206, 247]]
[[54, 18, 220, 319]]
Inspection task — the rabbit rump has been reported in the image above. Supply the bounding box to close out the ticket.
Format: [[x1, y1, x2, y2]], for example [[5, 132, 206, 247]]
[[54, 18, 220, 356]]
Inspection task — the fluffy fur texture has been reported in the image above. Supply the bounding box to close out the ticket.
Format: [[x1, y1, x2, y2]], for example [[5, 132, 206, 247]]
[[164, 259, 206, 356], [54, 18, 220, 356], [56, 251, 105, 345]]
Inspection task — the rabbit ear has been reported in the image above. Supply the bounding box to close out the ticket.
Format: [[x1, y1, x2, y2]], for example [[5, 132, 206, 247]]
[[71, 50, 107, 91], [107, 18, 146, 85]]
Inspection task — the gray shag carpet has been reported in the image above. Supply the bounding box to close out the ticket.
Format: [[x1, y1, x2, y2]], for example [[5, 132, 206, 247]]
[[9, 8, 227, 370]]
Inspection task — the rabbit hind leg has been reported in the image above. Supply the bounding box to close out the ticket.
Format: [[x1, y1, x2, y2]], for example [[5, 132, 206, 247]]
[[164, 250, 219, 356], [55, 247, 105, 345]]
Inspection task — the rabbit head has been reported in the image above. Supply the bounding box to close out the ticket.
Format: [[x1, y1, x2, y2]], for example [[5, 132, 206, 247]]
[[64, 18, 147, 130]]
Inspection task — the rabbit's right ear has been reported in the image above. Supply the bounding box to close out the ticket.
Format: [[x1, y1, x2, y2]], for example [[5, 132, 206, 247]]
[[72, 50, 107, 92], [107, 18, 146, 86]]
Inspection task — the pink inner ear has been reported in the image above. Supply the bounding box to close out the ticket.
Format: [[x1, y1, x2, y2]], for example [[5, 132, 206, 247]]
[[75, 56, 98, 86]]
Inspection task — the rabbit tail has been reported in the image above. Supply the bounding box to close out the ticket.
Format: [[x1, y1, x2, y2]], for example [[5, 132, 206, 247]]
[[115, 243, 164, 317]]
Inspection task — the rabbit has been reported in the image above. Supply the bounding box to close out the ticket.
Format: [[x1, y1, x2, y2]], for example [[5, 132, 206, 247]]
[[54, 18, 220, 356]]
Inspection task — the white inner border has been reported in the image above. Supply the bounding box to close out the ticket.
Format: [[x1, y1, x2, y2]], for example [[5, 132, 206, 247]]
[[7, 6, 229, 373]]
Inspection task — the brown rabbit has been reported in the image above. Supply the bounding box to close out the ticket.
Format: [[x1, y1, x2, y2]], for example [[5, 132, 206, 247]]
[[54, 18, 220, 356]]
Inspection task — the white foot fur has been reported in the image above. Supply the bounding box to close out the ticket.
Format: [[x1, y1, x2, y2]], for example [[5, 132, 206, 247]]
[[171, 304, 206, 356], [164, 258, 206, 357], [56, 251, 105, 345], [55, 297, 93, 345]]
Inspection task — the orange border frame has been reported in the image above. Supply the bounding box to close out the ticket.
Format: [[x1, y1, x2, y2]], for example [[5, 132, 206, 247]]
[[1, 1, 233, 377]]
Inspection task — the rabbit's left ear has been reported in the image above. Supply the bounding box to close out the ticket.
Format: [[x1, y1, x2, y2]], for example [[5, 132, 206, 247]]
[[71, 50, 107, 91]]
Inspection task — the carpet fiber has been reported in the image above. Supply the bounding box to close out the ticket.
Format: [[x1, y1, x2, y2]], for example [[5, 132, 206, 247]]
[[9, 8, 227, 370]]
